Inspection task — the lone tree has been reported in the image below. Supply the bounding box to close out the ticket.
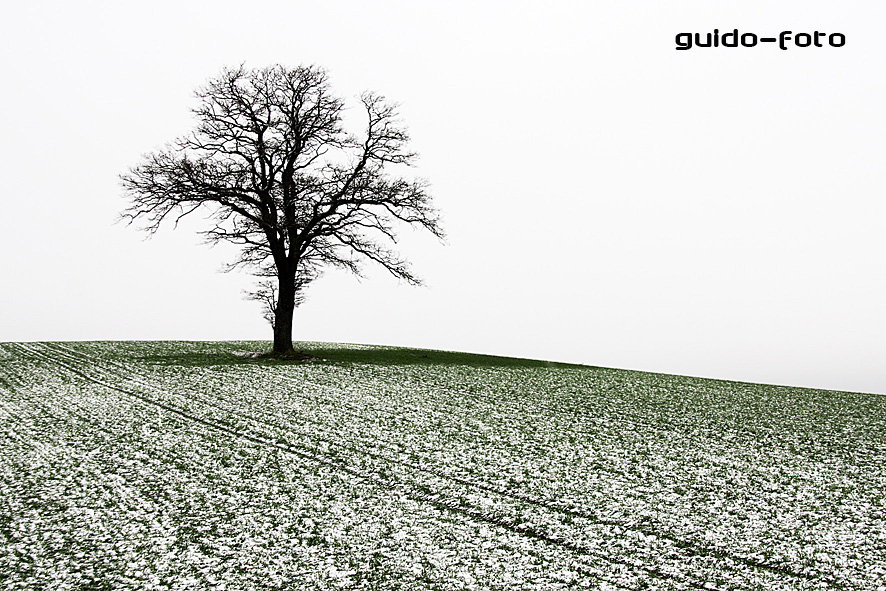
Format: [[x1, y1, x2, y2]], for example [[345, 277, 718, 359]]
[[122, 65, 442, 355]]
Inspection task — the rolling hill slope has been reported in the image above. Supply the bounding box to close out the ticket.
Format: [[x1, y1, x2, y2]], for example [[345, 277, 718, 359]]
[[1, 341, 883, 590]]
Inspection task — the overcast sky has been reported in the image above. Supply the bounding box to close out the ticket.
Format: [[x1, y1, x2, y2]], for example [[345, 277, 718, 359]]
[[2, 1, 884, 395]]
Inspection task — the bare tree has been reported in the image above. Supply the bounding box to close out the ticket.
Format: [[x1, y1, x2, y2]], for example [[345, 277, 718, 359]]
[[121, 65, 442, 354]]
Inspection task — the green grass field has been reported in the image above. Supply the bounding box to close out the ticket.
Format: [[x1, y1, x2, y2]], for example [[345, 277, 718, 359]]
[[0, 341, 884, 590]]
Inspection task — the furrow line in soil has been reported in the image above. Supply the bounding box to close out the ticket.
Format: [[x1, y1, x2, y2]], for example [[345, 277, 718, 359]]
[[45, 342, 862, 589], [41, 342, 860, 591], [0, 357, 390, 588], [39, 343, 776, 589], [63, 342, 878, 494], [12, 343, 653, 590], [21, 343, 747, 590], [32, 343, 845, 590], [0, 364, 98, 464], [50, 342, 833, 518], [196, 355, 852, 495], [261, 365, 828, 496], [54, 342, 698, 447]]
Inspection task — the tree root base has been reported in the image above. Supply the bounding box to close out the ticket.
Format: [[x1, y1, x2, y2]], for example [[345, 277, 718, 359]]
[[232, 350, 319, 362], [266, 349, 317, 361]]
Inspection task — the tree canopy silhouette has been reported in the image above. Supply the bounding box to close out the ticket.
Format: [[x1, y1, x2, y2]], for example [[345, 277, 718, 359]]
[[121, 65, 442, 354]]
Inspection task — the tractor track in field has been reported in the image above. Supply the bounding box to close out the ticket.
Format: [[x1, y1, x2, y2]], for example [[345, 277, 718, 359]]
[[256, 360, 829, 500], [25, 342, 864, 590], [0, 370, 349, 586], [14, 344, 661, 589], [0, 375, 168, 550], [10, 343, 855, 590], [192, 352, 839, 491], [7, 344, 697, 590], [45, 343, 862, 590], [0, 365, 246, 516], [0, 356, 418, 586], [5, 344, 650, 591], [58, 343, 827, 504], [0, 375, 323, 533]]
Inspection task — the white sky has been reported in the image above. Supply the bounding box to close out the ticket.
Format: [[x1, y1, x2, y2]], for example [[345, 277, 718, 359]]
[[1, 1, 884, 395]]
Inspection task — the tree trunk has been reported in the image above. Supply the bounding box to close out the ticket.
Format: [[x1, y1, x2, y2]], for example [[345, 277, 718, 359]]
[[273, 271, 296, 354]]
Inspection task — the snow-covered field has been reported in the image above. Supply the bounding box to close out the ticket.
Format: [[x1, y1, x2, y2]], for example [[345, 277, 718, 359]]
[[0, 341, 883, 590]]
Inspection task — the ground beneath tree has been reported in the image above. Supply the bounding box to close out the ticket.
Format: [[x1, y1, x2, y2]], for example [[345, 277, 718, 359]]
[[232, 350, 319, 362], [2, 340, 883, 590]]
